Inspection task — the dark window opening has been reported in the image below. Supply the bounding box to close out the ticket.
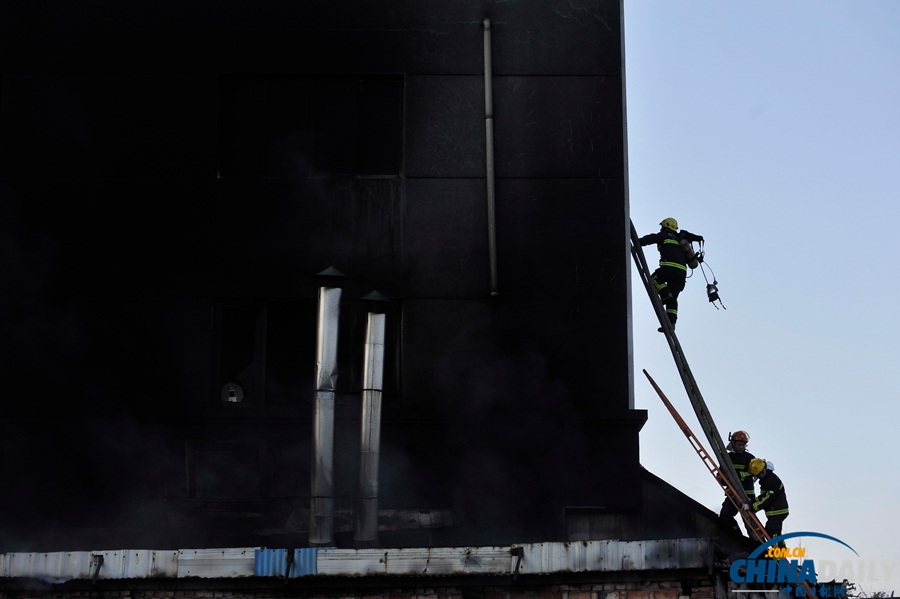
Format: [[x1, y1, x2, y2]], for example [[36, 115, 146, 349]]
[[311, 77, 403, 176], [186, 441, 264, 499], [217, 76, 265, 178], [264, 76, 312, 178], [312, 78, 359, 176], [212, 303, 267, 406], [217, 75, 402, 178], [357, 79, 403, 176], [265, 300, 318, 407], [215, 298, 402, 407]]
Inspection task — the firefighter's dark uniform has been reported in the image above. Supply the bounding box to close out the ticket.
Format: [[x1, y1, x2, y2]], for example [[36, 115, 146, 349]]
[[638, 227, 704, 326], [719, 449, 756, 533], [754, 470, 789, 539]]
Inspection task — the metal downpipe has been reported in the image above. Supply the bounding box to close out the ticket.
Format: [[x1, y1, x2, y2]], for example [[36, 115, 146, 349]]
[[310, 286, 342, 546], [484, 18, 498, 296], [353, 312, 386, 544]]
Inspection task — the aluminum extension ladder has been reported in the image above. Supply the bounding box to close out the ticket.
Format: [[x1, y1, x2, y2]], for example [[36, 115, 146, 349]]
[[629, 220, 747, 501]]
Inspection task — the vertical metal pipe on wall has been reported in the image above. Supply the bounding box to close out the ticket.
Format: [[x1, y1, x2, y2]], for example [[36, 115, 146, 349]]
[[309, 286, 342, 546], [483, 18, 499, 296], [353, 312, 386, 544]]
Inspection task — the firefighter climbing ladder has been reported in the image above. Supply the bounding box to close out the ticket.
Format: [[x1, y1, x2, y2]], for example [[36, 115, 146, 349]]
[[629, 220, 746, 501]]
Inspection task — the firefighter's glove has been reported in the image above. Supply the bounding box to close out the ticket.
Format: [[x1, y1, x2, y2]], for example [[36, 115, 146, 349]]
[[741, 504, 751, 512]]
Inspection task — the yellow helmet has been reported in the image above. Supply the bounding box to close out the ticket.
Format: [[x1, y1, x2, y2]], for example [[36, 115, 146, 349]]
[[660, 218, 678, 232], [749, 458, 767, 476]]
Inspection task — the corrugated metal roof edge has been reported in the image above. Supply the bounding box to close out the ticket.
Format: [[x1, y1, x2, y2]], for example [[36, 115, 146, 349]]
[[0, 538, 714, 583]]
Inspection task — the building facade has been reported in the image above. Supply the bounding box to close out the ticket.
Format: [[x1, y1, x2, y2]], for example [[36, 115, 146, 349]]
[[0, 0, 751, 565]]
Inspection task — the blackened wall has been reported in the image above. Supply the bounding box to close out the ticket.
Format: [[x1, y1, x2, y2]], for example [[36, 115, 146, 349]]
[[0, 0, 644, 551]]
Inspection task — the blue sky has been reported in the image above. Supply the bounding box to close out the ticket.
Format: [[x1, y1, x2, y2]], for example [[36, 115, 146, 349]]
[[623, 1, 900, 594]]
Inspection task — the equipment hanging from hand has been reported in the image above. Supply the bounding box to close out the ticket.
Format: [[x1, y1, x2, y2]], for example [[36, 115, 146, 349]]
[[689, 239, 726, 310]]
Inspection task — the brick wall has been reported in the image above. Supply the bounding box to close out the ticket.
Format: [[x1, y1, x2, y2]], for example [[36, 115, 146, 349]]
[[0, 577, 724, 599]]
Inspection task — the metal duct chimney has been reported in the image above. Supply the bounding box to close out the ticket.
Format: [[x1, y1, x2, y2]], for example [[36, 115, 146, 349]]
[[309, 267, 345, 546], [354, 310, 386, 545]]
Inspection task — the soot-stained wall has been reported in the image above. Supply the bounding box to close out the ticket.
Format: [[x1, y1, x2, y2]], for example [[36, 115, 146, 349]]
[[0, 0, 644, 551]]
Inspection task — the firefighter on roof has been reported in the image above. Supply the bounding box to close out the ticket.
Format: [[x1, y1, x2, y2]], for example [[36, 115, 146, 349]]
[[719, 430, 756, 535], [639, 218, 704, 331], [748, 457, 790, 541]]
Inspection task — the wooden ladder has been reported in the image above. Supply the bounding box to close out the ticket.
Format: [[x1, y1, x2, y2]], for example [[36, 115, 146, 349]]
[[643, 369, 768, 542]]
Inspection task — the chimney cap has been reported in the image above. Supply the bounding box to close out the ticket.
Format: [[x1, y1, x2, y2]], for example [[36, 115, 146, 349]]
[[361, 290, 390, 303], [314, 266, 348, 280]]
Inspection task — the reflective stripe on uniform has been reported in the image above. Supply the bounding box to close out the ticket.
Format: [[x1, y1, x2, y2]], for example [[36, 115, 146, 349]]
[[664, 239, 680, 245], [659, 261, 687, 271], [753, 492, 772, 512], [766, 508, 789, 517], [666, 309, 677, 315]]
